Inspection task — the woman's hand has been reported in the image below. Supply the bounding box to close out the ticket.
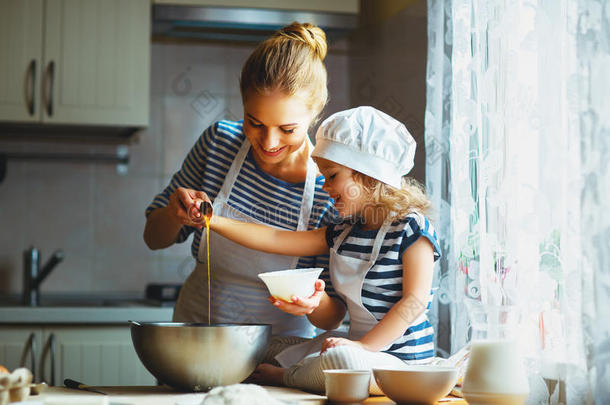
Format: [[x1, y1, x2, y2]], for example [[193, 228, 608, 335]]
[[168, 187, 211, 229], [320, 337, 368, 353], [269, 279, 326, 316]]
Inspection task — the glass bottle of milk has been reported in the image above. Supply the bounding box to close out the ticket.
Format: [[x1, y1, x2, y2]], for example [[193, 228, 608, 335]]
[[462, 299, 530, 405]]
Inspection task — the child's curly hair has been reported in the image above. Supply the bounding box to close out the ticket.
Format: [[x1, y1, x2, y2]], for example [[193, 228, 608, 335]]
[[352, 171, 432, 221]]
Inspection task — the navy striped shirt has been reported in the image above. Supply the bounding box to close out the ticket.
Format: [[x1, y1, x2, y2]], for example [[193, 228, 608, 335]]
[[146, 120, 339, 295], [325, 212, 441, 361]]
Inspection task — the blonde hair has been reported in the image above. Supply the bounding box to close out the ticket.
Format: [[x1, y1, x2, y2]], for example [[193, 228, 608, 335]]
[[352, 172, 432, 221], [239, 22, 328, 118]]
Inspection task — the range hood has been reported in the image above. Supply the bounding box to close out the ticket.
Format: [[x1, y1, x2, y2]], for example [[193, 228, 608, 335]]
[[152, 4, 359, 43]]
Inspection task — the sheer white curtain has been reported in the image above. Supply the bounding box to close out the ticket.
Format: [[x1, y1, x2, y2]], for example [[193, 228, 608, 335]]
[[425, 0, 609, 403]]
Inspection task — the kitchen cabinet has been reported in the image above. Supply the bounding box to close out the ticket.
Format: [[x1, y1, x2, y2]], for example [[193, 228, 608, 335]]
[[0, 328, 41, 376], [0, 325, 155, 386], [152, 0, 359, 14], [0, 0, 150, 126]]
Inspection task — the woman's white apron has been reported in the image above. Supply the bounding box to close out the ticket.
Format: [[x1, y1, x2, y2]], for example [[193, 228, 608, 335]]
[[173, 139, 318, 337]]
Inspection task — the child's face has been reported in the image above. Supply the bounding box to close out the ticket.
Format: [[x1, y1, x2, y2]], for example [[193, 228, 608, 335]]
[[243, 89, 314, 166], [316, 158, 366, 217]]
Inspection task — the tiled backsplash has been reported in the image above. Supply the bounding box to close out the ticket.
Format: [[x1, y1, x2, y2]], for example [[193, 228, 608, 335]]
[[0, 3, 427, 294], [0, 39, 351, 294]]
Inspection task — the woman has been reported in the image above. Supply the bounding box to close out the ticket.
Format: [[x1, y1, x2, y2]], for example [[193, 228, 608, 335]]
[[143, 22, 338, 344]]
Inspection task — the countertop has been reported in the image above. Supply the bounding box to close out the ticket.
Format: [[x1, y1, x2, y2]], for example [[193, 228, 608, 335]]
[[0, 293, 174, 324], [0, 306, 174, 324], [32, 386, 323, 405], [29, 385, 467, 404]]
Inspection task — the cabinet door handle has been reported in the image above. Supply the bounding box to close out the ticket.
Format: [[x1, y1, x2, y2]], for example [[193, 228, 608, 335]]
[[49, 333, 56, 387], [40, 333, 57, 386], [21, 333, 37, 382], [26, 60, 36, 116], [44, 61, 55, 117]]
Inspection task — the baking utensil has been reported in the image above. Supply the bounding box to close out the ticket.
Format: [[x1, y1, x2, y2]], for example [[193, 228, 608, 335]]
[[461, 300, 528, 405], [373, 366, 458, 404], [30, 382, 48, 395], [130, 322, 271, 392], [200, 200, 213, 217], [64, 379, 107, 395], [258, 267, 323, 302], [324, 369, 370, 404], [187, 200, 213, 224]]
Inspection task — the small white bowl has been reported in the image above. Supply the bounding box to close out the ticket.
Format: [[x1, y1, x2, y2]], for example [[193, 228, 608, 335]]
[[257, 267, 323, 302], [323, 369, 371, 404], [373, 365, 458, 405]]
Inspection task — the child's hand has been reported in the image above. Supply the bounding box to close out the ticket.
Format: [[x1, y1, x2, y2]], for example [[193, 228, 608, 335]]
[[321, 337, 367, 353], [269, 279, 325, 316]]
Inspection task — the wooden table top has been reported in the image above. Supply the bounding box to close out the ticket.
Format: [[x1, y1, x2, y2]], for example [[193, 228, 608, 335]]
[[35, 385, 466, 404]]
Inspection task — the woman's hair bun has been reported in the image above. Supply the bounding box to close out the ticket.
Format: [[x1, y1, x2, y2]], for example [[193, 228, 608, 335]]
[[277, 22, 328, 61], [240, 21, 329, 116]]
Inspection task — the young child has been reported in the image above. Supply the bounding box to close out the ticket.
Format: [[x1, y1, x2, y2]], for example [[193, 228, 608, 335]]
[[208, 106, 441, 394]]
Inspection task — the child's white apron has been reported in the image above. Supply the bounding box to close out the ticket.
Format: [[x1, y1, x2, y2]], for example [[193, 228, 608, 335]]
[[275, 217, 394, 366]]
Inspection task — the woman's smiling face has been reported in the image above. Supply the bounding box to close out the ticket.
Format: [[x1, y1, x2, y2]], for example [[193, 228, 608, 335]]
[[316, 158, 366, 217], [242, 89, 315, 166]]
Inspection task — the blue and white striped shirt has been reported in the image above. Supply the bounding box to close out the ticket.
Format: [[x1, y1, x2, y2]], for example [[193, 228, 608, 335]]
[[146, 120, 338, 295], [325, 212, 441, 361]]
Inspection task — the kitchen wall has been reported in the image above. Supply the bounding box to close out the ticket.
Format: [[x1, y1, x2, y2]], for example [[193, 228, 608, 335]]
[[351, 0, 428, 183], [0, 38, 350, 296], [0, 1, 427, 296]]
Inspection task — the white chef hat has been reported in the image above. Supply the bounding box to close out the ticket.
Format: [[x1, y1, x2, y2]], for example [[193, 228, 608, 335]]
[[312, 106, 416, 189]]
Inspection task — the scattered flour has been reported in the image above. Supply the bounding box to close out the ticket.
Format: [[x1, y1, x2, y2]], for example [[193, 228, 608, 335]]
[[200, 384, 287, 405]]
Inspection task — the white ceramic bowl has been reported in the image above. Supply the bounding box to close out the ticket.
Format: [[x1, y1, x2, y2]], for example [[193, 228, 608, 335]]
[[257, 267, 323, 302], [323, 369, 371, 404], [373, 365, 458, 404]]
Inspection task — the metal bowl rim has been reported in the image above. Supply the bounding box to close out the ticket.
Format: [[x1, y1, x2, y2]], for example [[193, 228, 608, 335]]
[[130, 322, 272, 328]]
